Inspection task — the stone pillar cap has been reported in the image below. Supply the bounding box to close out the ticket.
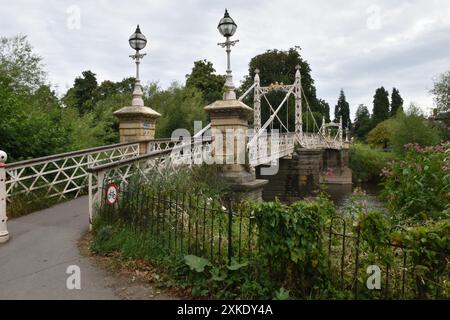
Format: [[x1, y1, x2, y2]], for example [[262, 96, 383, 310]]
[[114, 106, 161, 118], [204, 99, 253, 117]]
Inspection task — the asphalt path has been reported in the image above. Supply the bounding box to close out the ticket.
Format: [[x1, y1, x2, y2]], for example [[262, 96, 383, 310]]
[[0, 197, 119, 299]]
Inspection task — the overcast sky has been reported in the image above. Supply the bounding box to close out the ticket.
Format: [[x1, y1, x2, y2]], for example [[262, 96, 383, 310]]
[[1, 0, 449, 117]]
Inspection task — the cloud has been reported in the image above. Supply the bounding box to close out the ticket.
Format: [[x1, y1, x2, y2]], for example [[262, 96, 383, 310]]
[[1, 0, 449, 118]]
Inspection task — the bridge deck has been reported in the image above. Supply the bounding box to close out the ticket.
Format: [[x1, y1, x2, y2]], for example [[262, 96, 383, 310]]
[[0, 197, 119, 299]]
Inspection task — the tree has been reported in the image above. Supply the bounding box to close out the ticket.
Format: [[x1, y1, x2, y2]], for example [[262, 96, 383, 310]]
[[430, 71, 450, 113], [0, 35, 45, 92], [353, 104, 372, 140], [317, 99, 330, 122], [390, 88, 403, 116], [185, 60, 225, 105], [147, 82, 207, 138], [390, 104, 441, 155], [367, 118, 395, 149], [0, 73, 70, 161], [63, 70, 98, 115], [372, 87, 390, 125], [334, 90, 351, 129]]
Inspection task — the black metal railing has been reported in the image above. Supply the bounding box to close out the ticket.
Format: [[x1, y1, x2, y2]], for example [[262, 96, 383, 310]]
[[98, 184, 257, 265], [327, 216, 449, 300], [97, 184, 449, 299]]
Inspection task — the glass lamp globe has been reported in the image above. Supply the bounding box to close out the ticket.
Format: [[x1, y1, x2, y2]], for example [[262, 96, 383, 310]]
[[217, 9, 237, 37], [129, 25, 147, 51]]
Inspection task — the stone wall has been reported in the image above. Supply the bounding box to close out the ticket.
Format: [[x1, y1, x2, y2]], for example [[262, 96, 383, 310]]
[[256, 149, 323, 203], [257, 148, 352, 203]]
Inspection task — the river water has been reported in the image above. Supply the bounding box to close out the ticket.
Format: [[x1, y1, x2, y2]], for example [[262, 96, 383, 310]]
[[324, 182, 386, 213]]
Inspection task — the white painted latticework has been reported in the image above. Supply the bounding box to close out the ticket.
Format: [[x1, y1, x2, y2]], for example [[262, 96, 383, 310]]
[[4, 142, 140, 202], [248, 133, 295, 166], [87, 139, 212, 224]]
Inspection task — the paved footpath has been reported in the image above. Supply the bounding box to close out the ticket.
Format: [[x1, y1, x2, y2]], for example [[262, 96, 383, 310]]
[[0, 197, 119, 299]]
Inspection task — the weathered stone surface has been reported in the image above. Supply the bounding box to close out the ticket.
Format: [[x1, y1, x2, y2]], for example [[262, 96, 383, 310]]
[[257, 148, 352, 202]]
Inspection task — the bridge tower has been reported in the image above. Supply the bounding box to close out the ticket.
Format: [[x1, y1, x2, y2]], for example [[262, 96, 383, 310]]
[[253, 69, 261, 133], [294, 65, 303, 144]]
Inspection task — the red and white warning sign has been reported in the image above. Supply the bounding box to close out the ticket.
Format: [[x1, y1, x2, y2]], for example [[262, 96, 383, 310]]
[[105, 183, 119, 206]]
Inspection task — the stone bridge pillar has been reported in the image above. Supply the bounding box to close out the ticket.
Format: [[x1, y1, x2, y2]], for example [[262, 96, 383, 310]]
[[204, 99, 267, 201], [114, 79, 160, 154], [256, 149, 323, 203]]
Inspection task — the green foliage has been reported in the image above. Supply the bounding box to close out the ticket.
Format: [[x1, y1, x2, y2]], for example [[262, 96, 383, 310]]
[[185, 59, 225, 104], [390, 107, 442, 155], [390, 88, 403, 116], [358, 211, 391, 250], [273, 287, 290, 300], [382, 142, 450, 222], [239, 47, 330, 129], [0, 73, 71, 161], [334, 89, 351, 129], [353, 104, 372, 140], [63, 70, 98, 115], [317, 99, 331, 122], [399, 220, 449, 299], [252, 197, 335, 298], [430, 71, 450, 113], [372, 87, 390, 126], [367, 118, 396, 149], [147, 82, 207, 138], [0, 35, 45, 91], [349, 143, 396, 183], [184, 255, 211, 273]]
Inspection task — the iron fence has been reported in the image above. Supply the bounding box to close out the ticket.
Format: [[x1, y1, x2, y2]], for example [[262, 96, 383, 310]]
[[98, 184, 257, 265], [96, 183, 449, 299], [327, 216, 450, 300]]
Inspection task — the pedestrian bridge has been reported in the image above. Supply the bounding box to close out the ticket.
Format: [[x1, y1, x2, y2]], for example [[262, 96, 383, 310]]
[[0, 67, 351, 243]]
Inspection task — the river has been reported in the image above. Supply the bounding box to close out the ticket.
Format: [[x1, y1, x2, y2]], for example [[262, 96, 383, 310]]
[[324, 182, 386, 213]]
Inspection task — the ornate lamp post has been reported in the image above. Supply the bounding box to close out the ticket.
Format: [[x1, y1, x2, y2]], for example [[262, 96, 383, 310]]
[[114, 25, 160, 153], [217, 9, 239, 100], [129, 25, 147, 107]]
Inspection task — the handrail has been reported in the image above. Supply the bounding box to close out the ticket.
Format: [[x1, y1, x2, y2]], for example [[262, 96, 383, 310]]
[[87, 137, 213, 173], [5, 137, 188, 170], [5, 141, 140, 169]]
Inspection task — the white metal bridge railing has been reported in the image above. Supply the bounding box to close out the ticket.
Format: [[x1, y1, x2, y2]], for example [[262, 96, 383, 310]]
[[248, 132, 295, 166], [3, 137, 188, 203], [86, 137, 213, 225]]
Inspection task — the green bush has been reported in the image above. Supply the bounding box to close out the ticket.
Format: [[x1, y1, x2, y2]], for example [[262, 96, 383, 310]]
[[367, 118, 396, 149], [390, 111, 442, 155], [393, 220, 450, 299], [382, 142, 450, 222], [252, 197, 335, 298], [349, 143, 396, 183]]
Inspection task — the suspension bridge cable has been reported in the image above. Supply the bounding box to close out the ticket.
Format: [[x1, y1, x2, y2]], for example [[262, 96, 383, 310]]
[[301, 86, 321, 133], [263, 94, 289, 132]]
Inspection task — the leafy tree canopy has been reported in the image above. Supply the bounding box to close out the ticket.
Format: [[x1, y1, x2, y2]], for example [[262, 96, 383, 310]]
[[0, 35, 45, 92], [334, 89, 352, 129], [147, 82, 207, 138], [372, 87, 390, 125], [430, 71, 450, 113], [353, 104, 372, 140], [185, 60, 225, 105], [390, 87, 403, 116]]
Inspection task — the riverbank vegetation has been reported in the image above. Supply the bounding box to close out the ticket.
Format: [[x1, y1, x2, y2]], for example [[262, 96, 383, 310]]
[[90, 155, 449, 299]]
